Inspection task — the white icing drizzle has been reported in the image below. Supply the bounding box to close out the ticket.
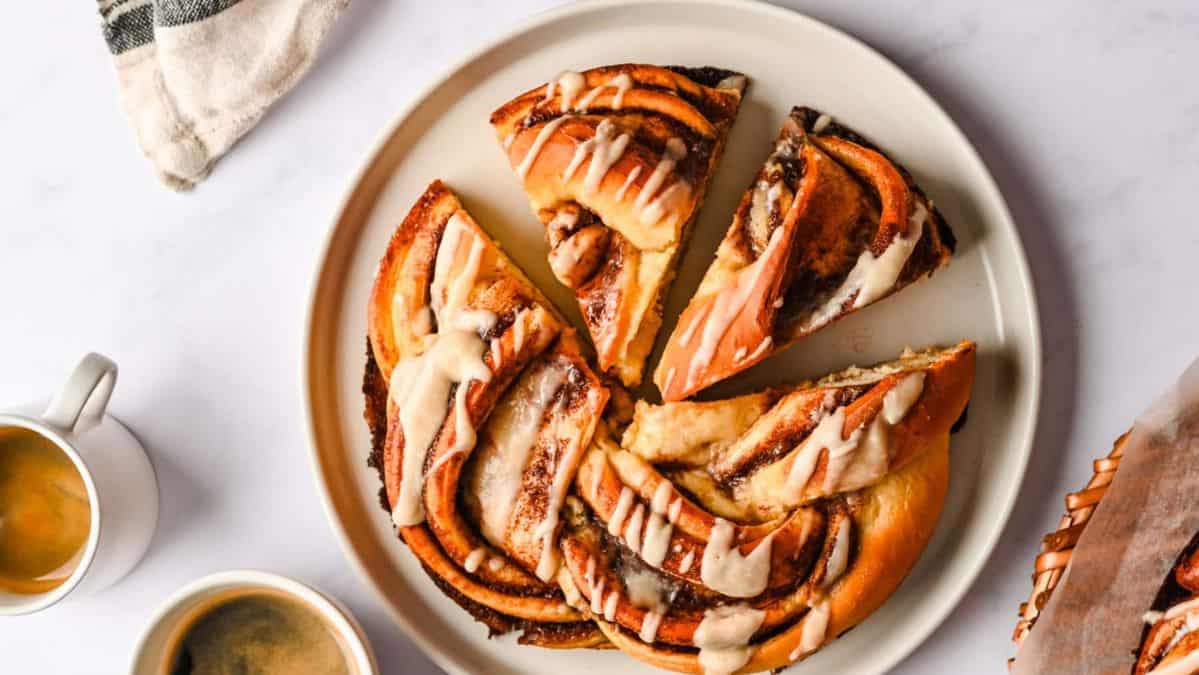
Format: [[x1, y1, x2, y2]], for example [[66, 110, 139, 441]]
[[430, 214, 484, 318], [679, 550, 696, 574], [425, 349, 494, 480], [590, 576, 607, 615], [784, 371, 925, 501], [475, 365, 566, 547], [667, 498, 683, 524], [803, 200, 928, 330], [1166, 597, 1199, 621], [640, 512, 673, 568], [745, 337, 773, 363], [784, 405, 861, 497], [679, 226, 788, 392], [389, 218, 494, 528], [883, 371, 926, 424], [545, 71, 586, 113], [603, 590, 620, 622], [614, 165, 642, 201], [561, 573, 583, 608], [487, 557, 503, 572], [489, 337, 503, 369], [633, 138, 687, 223], [747, 175, 781, 238], [640, 608, 666, 643], [789, 600, 830, 661], [826, 412, 885, 490], [733, 346, 748, 362], [700, 519, 773, 598], [574, 73, 635, 110], [651, 481, 673, 515], [449, 367, 476, 455], [823, 518, 850, 587], [463, 547, 487, 573], [615, 483, 681, 568], [516, 116, 568, 181], [511, 308, 528, 353], [812, 113, 832, 134], [502, 132, 516, 150], [767, 182, 783, 208], [562, 118, 631, 195], [676, 306, 705, 346], [693, 604, 765, 675], [534, 434, 584, 581], [584, 555, 597, 587], [624, 503, 647, 553], [640, 180, 690, 227], [609, 487, 636, 536]]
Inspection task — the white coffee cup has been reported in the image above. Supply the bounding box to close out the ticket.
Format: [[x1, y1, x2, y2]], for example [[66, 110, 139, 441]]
[[130, 570, 379, 675], [0, 352, 159, 615]]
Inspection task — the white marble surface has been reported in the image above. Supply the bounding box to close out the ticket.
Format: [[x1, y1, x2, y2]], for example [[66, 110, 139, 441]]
[[1, 1, 1197, 673]]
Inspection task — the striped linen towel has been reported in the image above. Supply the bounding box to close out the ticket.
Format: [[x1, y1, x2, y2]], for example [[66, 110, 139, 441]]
[[98, 0, 348, 190]]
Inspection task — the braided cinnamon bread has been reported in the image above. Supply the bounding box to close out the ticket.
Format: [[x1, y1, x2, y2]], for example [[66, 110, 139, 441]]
[[562, 341, 973, 673], [491, 64, 746, 387], [1010, 432, 1199, 675], [654, 107, 956, 402], [1012, 432, 1129, 647], [366, 190, 974, 665], [366, 181, 610, 646]]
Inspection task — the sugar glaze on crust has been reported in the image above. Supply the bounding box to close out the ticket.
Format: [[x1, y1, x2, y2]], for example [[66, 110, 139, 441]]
[[654, 106, 956, 402], [491, 64, 746, 388]]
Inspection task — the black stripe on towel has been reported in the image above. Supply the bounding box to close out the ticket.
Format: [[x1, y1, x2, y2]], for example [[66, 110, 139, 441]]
[[101, 2, 155, 55], [155, 0, 245, 27]]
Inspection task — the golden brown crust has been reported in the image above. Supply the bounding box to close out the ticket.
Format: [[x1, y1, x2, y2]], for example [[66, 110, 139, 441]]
[[590, 436, 951, 674], [365, 181, 611, 644], [554, 342, 972, 673], [749, 435, 950, 672], [492, 64, 746, 387], [654, 106, 955, 401]]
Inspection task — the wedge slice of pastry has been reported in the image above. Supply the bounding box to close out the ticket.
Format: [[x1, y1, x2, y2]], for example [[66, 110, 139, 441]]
[[365, 181, 611, 646], [655, 107, 956, 401], [491, 64, 747, 387], [559, 341, 975, 672]]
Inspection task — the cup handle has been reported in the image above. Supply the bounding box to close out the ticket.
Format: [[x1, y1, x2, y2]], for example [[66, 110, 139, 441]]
[[42, 353, 118, 432]]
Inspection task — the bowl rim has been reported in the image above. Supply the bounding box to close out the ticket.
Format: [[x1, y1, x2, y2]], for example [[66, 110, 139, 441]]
[[127, 569, 379, 675]]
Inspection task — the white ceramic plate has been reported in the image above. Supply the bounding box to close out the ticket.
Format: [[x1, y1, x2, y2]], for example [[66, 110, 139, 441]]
[[303, 1, 1041, 673]]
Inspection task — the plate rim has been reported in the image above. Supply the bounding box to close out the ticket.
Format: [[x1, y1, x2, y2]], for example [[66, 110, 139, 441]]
[[302, 1, 1044, 673]]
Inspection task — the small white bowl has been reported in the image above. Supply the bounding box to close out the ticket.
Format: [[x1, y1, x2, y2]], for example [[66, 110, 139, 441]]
[[130, 570, 379, 675]]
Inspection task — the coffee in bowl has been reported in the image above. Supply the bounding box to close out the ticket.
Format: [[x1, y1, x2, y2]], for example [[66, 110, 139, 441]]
[[0, 425, 91, 595], [165, 587, 357, 675]]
